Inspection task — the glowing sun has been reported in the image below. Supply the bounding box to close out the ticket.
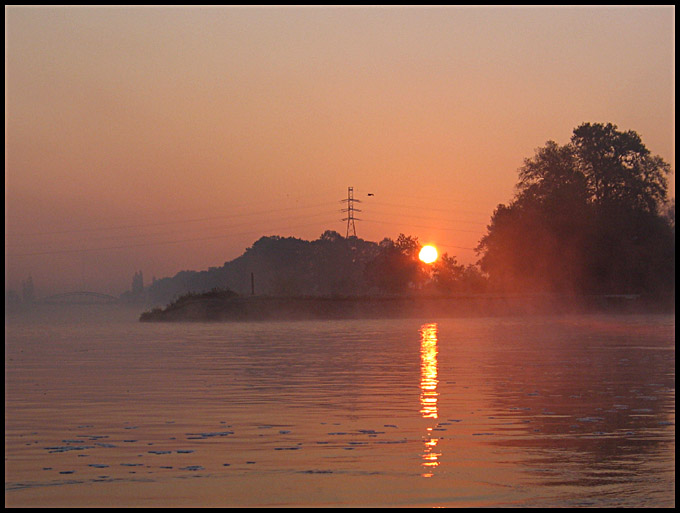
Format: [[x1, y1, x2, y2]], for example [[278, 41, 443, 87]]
[[419, 245, 438, 264]]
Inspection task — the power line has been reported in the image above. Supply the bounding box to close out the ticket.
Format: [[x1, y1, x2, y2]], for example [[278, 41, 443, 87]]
[[368, 199, 490, 217], [437, 242, 478, 252], [6, 218, 339, 258], [387, 191, 499, 209], [366, 209, 488, 226], [5, 199, 336, 239], [362, 218, 484, 235], [5, 208, 337, 252], [7, 188, 488, 258]]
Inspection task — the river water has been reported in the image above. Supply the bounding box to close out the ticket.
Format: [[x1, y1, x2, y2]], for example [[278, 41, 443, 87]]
[[5, 305, 675, 507]]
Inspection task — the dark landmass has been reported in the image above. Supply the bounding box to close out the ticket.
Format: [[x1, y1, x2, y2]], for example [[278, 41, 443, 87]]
[[128, 122, 673, 317], [139, 290, 673, 322]]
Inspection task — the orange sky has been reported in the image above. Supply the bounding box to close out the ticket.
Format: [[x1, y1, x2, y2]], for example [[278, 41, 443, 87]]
[[5, 6, 675, 297]]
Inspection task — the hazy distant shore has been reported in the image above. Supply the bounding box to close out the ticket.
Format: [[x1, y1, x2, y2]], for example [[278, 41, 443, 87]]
[[139, 292, 673, 322]]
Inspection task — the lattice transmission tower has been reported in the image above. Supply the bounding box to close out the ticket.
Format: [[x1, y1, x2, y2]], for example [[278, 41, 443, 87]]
[[340, 186, 362, 238]]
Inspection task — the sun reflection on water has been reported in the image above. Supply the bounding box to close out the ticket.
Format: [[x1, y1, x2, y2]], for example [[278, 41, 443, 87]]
[[420, 323, 439, 419], [420, 323, 440, 477]]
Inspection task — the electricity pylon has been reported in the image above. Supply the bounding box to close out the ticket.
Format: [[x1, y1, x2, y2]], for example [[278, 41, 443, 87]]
[[341, 186, 362, 238]]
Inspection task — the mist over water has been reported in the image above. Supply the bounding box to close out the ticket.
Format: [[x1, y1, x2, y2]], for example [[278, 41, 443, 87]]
[[5, 305, 675, 507]]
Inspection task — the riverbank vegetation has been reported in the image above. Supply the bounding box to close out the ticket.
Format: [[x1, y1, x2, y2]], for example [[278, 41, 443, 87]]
[[141, 122, 673, 317]]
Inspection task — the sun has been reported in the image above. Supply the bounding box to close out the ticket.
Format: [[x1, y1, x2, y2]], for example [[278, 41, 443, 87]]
[[419, 245, 438, 264]]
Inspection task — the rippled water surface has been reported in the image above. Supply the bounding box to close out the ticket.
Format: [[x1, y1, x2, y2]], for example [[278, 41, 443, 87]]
[[5, 306, 675, 507]]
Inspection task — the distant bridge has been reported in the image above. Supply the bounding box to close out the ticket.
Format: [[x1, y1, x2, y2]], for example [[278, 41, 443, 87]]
[[40, 291, 120, 304]]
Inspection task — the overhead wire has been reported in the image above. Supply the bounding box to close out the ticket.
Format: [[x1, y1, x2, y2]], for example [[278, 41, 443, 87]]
[[6, 207, 338, 251], [7, 189, 492, 259], [6, 217, 341, 258], [4, 194, 339, 239], [362, 218, 484, 235], [366, 199, 491, 218]]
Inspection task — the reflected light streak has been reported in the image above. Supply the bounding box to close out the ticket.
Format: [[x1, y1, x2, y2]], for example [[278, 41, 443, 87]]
[[420, 323, 439, 419], [420, 323, 440, 477], [422, 434, 441, 478]]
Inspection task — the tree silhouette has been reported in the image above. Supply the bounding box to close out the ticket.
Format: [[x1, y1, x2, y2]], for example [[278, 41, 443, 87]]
[[478, 122, 674, 296], [572, 122, 669, 213], [365, 234, 428, 293], [431, 253, 465, 292]]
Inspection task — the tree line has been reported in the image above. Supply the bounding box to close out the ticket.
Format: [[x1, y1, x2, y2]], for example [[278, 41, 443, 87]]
[[142, 122, 673, 306], [477, 122, 674, 296]]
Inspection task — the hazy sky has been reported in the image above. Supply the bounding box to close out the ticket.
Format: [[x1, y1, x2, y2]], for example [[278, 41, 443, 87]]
[[5, 5, 675, 297]]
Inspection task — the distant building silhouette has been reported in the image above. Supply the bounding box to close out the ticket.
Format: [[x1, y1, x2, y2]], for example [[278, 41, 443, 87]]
[[132, 270, 144, 295], [121, 270, 147, 304]]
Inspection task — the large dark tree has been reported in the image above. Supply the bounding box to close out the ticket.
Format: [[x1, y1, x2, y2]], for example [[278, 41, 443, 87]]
[[477, 123, 674, 296], [572, 122, 670, 213]]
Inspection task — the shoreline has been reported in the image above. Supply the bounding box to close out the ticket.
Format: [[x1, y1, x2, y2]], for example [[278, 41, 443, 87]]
[[139, 293, 674, 322]]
